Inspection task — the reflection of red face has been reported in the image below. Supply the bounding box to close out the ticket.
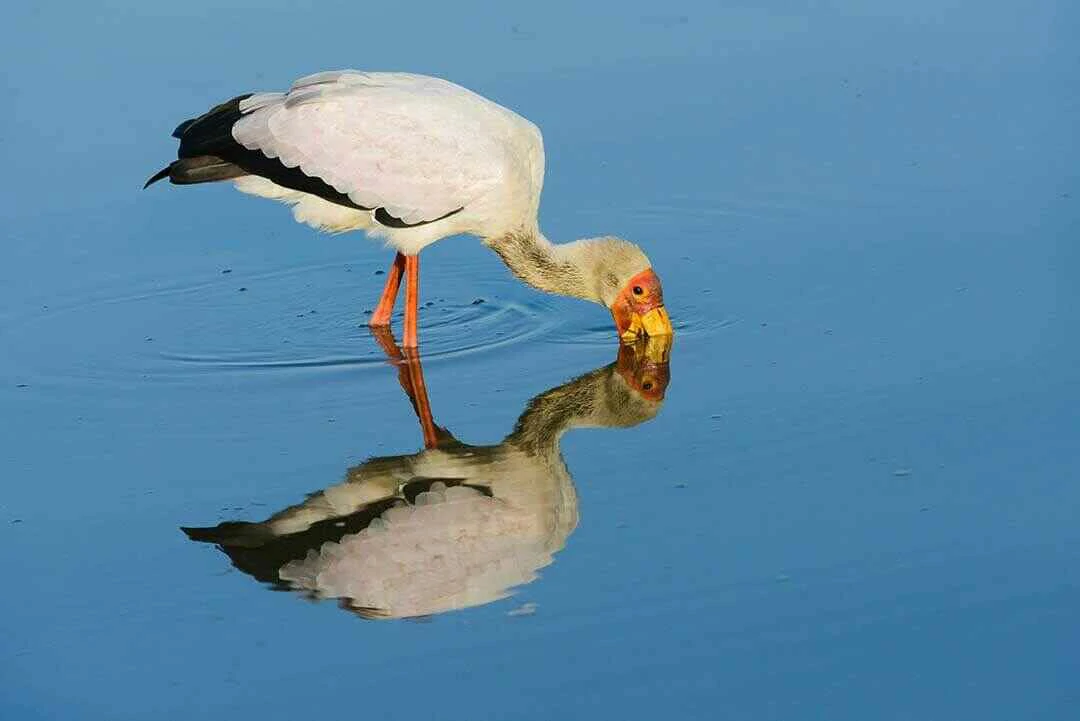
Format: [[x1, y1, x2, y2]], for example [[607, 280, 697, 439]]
[[611, 268, 673, 341], [616, 338, 672, 402]]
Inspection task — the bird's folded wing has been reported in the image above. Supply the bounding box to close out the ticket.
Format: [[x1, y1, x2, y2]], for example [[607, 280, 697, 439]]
[[232, 73, 504, 225]]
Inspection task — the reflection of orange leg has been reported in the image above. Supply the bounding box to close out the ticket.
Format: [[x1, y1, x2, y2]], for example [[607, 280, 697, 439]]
[[402, 348, 439, 448], [369, 253, 406, 327], [403, 254, 420, 349], [369, 324, 402, 361], [368, 325, 441, 449]]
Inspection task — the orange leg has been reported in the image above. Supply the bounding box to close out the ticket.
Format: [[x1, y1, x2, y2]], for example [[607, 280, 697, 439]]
[[403, 254, 420, 349], [369, 253, 406, 327]]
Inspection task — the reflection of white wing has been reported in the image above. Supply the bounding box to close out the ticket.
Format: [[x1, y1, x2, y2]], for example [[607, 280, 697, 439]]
[[232, 72, 506, 225], [279, 483, 553, 618]]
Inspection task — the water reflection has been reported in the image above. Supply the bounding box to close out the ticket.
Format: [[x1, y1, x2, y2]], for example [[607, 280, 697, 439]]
[[183, 333, 672, 619]]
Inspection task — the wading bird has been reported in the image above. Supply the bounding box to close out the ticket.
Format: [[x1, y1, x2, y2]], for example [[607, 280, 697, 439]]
[[183, 332, 671, 618], [146, 71, 673, 347]]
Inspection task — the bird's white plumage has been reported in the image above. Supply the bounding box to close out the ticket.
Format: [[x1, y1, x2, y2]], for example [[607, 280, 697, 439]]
[[233, 175, 368, 233], [230, 71, 546, 252]]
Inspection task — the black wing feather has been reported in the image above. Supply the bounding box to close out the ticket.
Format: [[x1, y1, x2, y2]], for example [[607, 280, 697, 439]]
[[166, 94, 370, 210]]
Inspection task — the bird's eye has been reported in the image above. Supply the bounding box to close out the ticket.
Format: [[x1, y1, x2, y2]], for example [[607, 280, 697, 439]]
[[632, 286, 644, 296], [642, 381, 654, 391]]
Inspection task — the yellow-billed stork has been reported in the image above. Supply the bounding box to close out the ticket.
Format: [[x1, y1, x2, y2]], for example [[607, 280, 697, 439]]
[[146, 71, 673, 347]]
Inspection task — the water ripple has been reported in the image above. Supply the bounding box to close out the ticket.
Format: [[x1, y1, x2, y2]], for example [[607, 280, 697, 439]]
[[161, 295, 563, 374], [3, 258, 579, 389], [5, 253, 730, 390]]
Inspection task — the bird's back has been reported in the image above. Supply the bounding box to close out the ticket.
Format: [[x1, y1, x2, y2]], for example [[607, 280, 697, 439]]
[[149, 70, 546, 246]]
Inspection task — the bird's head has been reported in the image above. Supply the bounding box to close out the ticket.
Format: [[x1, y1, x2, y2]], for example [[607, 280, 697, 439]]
[[583, 236, 674, 342]]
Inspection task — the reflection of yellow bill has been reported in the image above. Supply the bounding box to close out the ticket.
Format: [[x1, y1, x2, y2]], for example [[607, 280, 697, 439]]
[[615, 333, 673, 401], [620, 306, 674, 342], [639, 334, 673, 365]]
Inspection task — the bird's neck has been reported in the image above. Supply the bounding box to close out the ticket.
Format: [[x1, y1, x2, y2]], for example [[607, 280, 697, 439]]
[[485, 228, 599, 302]]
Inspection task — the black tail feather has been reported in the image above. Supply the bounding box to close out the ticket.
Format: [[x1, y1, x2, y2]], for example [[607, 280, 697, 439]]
[[171, 117, 198, 139], [175, 94, 253, 158], [143, 164, 172, 189], [145, 94, 254, 190], [170, 155, 247, 184], [143, 156, 247, 189]]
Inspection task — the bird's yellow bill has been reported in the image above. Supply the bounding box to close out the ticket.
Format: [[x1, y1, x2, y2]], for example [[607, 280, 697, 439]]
[[620, 306, 673, 342]]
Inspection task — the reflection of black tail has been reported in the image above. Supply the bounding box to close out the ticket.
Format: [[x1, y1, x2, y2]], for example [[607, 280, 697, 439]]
[[183, 497, 402, 586], [181, 521, 273, 548]]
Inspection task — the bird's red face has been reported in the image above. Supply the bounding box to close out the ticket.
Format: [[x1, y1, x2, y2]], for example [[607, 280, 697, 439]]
[[611, 268, 674, 342]]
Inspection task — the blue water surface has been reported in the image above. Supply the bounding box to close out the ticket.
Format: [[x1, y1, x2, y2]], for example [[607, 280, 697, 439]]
[[1, 1, 1078, 719]]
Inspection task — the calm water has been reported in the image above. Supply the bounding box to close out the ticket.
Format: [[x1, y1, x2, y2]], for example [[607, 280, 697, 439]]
[[2, 1, 1078, 719]]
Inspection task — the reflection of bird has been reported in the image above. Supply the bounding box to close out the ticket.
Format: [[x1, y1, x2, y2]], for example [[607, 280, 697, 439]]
[[183, 334, 671, 619], [145, 71, 673, 347]]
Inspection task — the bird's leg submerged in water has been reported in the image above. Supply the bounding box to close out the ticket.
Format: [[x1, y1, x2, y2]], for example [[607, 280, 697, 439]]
[[369, 325, 442, 448], [369, 253, 406, 327]]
